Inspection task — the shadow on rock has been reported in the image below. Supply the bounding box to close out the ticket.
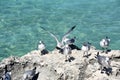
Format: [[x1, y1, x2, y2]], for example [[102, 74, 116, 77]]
[[41, 49, 49, 55], [69, 57, 75, 62], [83, 53, 91, 58], [69, 44, 81, 50], [107, 49, 111, 52]]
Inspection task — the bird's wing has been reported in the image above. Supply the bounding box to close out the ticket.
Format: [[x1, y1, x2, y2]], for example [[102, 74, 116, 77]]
[[40, 26, 60, 46], [62, 25, 76, 43]]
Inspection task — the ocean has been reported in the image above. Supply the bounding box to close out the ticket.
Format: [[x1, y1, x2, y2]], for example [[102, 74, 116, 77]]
[[0, 0, 120, 60]]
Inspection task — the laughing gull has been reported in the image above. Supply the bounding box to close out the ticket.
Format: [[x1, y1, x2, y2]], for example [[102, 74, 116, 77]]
[[81, 42, 91, 57], [23, 67, 36, 80], [65, 37, 80, 50], [38, 41, 45, 51], [95, 52, 112, 75], [100, 36, 110, 53], [61, 26, 76, 45], [38, 41, 48, 55], [40, 25, 76, 51], [63, 37, 76, 45]]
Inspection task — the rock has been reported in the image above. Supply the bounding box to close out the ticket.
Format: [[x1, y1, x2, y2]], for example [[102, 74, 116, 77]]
[[0, 50, 120, 80]]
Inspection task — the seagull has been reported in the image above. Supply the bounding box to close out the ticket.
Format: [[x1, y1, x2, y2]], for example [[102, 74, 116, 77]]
[[81, 42, 90, 57], [64, 37, 80, 50], [95, 52, 112, 75], [0, 65, 11, 80], [61, 26, 76, 45], [63, 37, 76, 45], [40, 25, 76, 50], [63, 44, 72, 62], [38, 41, 48, 55], [38, 41, 45, 51], [23, 67, 36, 80], [100, 36, 110, 53]]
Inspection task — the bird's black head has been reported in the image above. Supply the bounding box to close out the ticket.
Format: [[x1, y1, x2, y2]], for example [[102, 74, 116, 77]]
[[73, 36, 76, 39], [105, 36, 109, 39]]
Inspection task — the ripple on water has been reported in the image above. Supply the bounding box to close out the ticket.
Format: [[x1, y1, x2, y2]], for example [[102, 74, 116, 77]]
[[0, 0, 120, 60]]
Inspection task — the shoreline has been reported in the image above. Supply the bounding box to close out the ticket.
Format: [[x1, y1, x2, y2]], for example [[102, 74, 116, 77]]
[[0, 49, 120, 80]]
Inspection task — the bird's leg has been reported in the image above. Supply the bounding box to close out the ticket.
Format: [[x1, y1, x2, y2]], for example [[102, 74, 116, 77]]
[[65, 55, 68, 62], [101, 48, 104, 53], [98, 66, 101, 70], [83, 51, 89, 58], [105, 48, 108, 54], [100, 66, 104, 73], [86, 51, 89, 58], [83, 51, 86, 57], [68, 55, 71, 62]]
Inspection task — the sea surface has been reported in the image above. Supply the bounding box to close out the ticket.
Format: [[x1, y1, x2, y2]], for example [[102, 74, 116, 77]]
[[0, 0, 120, 60]]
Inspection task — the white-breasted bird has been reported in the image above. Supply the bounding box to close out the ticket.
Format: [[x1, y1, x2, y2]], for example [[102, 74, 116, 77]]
[[63, 37, 76, 45], [100, 36, 110, 53], [95, 52, 112, 75], [81, 42, 90, 57], [23, 67, 36, 80], [38, 41, 45, 51]]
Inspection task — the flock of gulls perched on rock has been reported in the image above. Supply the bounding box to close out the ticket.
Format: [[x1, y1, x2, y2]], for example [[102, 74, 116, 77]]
[[39, 26, 110, 58], [0, 25, 113, 80], [38, 26, 112, 78], [38, 26, 112, 75]]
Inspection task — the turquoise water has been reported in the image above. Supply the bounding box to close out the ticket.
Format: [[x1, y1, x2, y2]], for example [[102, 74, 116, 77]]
[[0, 0, 120, 60]]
